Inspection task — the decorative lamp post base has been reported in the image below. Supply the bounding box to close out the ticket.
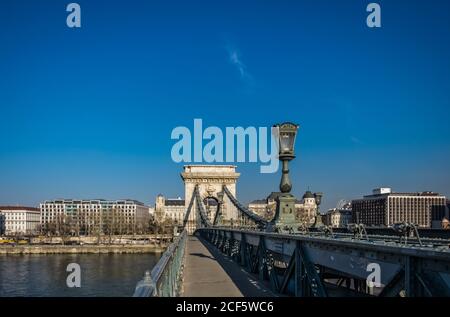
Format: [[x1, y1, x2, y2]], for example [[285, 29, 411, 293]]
[[267, 194, 301, 233]]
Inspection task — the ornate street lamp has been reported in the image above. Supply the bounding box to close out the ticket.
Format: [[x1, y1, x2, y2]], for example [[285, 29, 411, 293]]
[[268, 122, 300, 233], [312, 192, 324, 228], [277, 122, 298, 193]]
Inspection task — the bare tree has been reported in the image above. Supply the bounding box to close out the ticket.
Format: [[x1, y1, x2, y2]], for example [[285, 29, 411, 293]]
[[44, 221, 57, 244], [102, 207, 114, 244], [55, 214, 72, 245], [148, 217, 158, 234], [117, 212, 126, 243]]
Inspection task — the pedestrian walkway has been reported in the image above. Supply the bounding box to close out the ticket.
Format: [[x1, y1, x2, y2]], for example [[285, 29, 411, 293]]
[[182, 235, 274, 297]]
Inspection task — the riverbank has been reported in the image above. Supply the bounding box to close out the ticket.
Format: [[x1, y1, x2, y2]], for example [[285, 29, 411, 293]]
[[0, 244, 166, 255]]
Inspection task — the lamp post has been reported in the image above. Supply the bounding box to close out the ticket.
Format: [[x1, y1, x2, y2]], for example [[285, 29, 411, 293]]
[[268, 122, 300, 233], [312, 192, 324, 228]]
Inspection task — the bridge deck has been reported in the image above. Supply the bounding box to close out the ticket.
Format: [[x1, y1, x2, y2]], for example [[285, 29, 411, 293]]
[[182, 235, 274, 297]]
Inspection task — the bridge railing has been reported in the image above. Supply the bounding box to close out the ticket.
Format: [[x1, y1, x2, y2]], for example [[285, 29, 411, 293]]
[[133, 230, 187, 297], [197, 227, 450, 297]]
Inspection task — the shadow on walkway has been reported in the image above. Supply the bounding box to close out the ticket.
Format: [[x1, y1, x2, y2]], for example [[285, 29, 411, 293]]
[[194, 235, 275, 297], [189, 252, 215, 260]]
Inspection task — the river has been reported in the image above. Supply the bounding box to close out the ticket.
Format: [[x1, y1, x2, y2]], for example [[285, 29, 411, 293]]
[[0, 253, 159, 297]]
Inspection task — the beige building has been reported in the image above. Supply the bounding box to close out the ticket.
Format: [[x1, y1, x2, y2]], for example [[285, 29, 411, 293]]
[[40, 199, 150, 235], [324, 208, 353, 228], [248, 191, 318, 225], [352, 188, 447, 228], [154, 195, 186, 224], [0, 206, 40, 235]]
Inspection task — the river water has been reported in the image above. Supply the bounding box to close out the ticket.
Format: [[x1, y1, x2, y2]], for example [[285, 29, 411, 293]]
[[0, 253, 159, 297]]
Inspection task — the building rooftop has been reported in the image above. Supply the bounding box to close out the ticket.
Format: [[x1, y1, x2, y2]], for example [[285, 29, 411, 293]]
[[165, 199, 185, 206], [249, 199, 267, 205], [327, 208, 352, 215], [41, 199, 145, 206], [302, 191, 315, 199], [361, 191, 444, 199], [267, 192, 282, 200], [0, 206, 40, 212], [249, 193, 305, 205]]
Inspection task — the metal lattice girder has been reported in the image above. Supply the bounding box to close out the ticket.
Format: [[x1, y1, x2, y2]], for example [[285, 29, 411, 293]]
[[379, 269, 404, 297], [279, 250, 295, 293], [278, 242, 327, 297], [257, 236, 270, 281], [297, 242, 327, 297], [196, 228, 450, 297], [417, 271, 450, 297], [240, 233, 248, 268], [228, 231, 234, 257]]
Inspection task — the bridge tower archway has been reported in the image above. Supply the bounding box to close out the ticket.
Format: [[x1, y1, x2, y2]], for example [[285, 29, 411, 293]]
[[181, 165, 240, 234]]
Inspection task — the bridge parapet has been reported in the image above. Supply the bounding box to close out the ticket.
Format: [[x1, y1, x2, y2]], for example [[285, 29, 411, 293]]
[[133, 230, 187, 297], [196, 227, 450, 297]]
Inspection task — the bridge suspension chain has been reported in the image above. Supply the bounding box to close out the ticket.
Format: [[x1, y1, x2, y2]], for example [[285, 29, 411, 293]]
[[222, 185, 268, 228], [194, 185, 212, 228], [182, 188, 196, 230], [212, 200, 221, 226]]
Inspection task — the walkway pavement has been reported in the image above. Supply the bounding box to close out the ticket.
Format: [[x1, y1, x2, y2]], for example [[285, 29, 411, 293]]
[[182, 235, 274, 297]]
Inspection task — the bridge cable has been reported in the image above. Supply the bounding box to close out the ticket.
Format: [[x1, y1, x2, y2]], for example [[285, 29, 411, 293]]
[[193, 185, 212, 228], [222, 185, 268, 228], [212, 201, 221, 226], [182, 189, 196, 230]]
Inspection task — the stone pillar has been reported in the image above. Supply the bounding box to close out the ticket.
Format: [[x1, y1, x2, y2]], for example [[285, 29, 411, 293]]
[[181, 165, 240, 233]]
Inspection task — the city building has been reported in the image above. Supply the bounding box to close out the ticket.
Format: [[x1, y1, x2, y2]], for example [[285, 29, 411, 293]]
[[323, 200, 352, 228], [40, 199, 150, 235], [352, 188, 447, 228], [154, 195, 186, 224], [0, 212, 5, 235], [324, 208, 353, 228], [248, 191, 318, 225], [0, 206, 40, 235]]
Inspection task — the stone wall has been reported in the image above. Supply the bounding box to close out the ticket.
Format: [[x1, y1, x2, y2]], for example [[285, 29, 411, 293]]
[[0, 244, 166, 255]]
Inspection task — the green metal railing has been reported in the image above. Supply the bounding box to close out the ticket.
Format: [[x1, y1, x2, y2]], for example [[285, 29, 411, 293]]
[[133, 230, 187, 297]]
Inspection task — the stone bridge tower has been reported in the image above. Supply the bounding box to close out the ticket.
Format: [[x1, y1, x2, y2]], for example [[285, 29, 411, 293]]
[[181, 165, 240, 233]]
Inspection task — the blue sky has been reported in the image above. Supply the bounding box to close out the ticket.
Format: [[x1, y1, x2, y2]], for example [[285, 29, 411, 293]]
[[0, 0, 449, 210]]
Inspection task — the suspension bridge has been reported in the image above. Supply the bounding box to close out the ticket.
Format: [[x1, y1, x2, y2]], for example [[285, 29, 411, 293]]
[[133, 164, 450, 297]]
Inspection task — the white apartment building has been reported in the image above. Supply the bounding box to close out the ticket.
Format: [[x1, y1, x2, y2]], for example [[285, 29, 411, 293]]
[[0, 206, 41, 235], [40, 199, 150, 235]]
